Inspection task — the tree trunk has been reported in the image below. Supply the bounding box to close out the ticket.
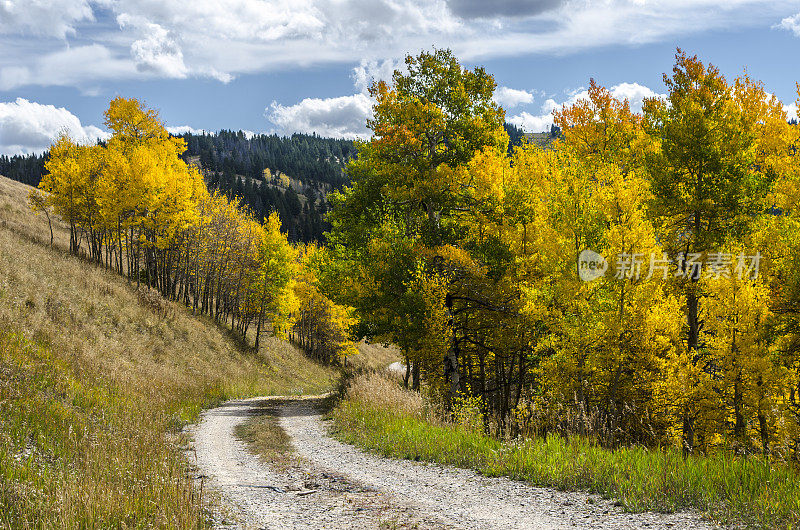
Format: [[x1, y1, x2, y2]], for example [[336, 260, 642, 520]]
[[682, 411, 695, 456], [403, 351, 411, 389]]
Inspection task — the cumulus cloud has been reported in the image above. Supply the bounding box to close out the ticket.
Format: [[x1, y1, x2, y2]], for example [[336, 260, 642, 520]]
[[267, 94, 373, 139], [507, 110, 555, 133], [0, 0, 93, 38], [352, 58, 404, 94], [778, 12, 800, 36], [0, 98, 109, 155], [493, 86, 535, 108], [0, 44, 137, 91], [118, 14, 188, 78], [447, 0, 565, 19], [605, 82, 662, 113], [784, 102, 798, 122], [507, 82, 663, 132], [103, 0, 456, 82]]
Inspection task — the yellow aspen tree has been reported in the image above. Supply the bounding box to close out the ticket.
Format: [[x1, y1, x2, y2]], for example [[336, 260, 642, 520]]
[[249, 213, 298, 348], [554, 79, 654, 173], [643, 50, 777, 453], [703, 270, 783, 454], [38, 135, 90, 253]]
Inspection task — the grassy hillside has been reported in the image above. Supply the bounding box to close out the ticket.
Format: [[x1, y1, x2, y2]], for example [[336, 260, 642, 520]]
[[0, 175, 338, 527]]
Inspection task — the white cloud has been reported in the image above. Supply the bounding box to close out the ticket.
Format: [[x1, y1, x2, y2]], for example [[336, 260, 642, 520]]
[[507, 110, 556, 133], [784, 102, 798, 121], [493, 86, 534, 109], [101, 0, 457, 83], [507, 82, 664, 132], [2, 0, 792, 89], [267, 94, 373, 139], [352, 58, 404, 94], [778, 12, 800, 36], [0, 0, 94, 38], [1, 0, 794, 91], [609, 82, 662, 113], [166, 125, 207, 135], [0, 98, 109, 156], [117, 14, 188, 78], [456, 0, 798, 60]]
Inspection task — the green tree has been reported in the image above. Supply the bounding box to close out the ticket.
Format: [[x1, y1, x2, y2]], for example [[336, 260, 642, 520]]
[[328, 48, 507, 395]]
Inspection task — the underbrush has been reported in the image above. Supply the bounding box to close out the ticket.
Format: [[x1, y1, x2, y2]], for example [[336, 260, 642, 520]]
[[331, 372, 800, 529]]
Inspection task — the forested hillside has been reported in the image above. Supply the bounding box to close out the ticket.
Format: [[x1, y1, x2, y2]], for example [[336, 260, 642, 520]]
[[0, 132, 355, 243], [0, 152, 46, 187], [181, 130, 357, 242], [181, 130, 356, 186]]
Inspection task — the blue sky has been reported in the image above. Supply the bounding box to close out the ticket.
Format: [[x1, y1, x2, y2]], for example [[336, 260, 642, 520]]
[[2, 0, 800, 155]]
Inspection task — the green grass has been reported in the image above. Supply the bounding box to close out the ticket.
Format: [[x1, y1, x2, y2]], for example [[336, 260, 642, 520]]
[[0, 329, 204, 528], [331, 377, 800, 529]]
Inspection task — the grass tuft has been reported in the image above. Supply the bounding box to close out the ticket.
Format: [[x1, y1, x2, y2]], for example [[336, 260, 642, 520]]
[[234, 403, 294, 469]]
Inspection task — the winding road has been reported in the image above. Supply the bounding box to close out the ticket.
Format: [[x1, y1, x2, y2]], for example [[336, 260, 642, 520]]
[[189, 396, 714, 529]]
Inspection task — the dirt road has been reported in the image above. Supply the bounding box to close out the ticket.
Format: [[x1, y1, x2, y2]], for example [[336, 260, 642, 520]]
[[189, 397, 714, 529]]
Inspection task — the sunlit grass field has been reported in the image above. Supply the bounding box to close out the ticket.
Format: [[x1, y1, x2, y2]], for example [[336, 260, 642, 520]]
[[332, 372, 800, 529], [0, 175, 338, 527]]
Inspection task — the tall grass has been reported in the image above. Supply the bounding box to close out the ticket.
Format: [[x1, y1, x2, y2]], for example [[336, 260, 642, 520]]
[[332, 372, 800, 529], [0, 175, 338, 528]]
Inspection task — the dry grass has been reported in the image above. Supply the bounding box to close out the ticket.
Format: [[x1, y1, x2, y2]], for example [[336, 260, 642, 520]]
[[345, 372, 423, 418], [0, 175, 70, 250], [0, 175, 338, 528], [350, 341, 402, 371], [0, 222, 336, 400], [234, 404, 294, 469]]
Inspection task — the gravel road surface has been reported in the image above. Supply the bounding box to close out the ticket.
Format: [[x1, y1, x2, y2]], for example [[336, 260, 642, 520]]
[[189, 396, 715, 529]]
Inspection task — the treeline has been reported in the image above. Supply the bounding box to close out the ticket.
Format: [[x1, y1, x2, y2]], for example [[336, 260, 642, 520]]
[[1, 130, 352, 244], [207, 170, 328, 243], [322, 48, 800, 458], [181, 130, 356, 187], [2, 126, 529, 246], [0, 153, 47, 187], [33, 97, 356, 360]]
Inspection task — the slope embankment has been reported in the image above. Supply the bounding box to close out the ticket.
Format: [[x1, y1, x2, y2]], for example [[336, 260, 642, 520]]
[[0, 175, 338, 527]]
